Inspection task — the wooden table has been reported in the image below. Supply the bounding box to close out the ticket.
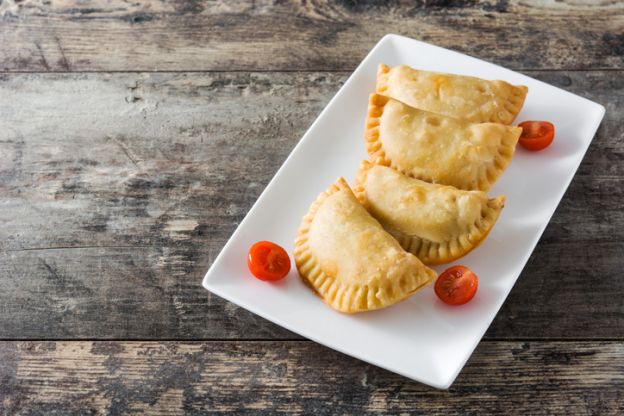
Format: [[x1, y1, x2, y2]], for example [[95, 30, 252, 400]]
[[1, 1, 622, 414]]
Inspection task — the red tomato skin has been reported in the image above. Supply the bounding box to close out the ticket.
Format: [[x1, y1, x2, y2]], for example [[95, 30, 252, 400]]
[[247, 241, 291, 282], [518, 121, 555, 151], [434, 266, 479, 306]]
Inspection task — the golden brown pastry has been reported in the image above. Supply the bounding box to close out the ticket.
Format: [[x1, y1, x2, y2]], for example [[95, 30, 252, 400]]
[[365, 94, 522, 191], [294, 178, 437, 313], [353, 161, 505, 265], [376, 64, 528, 124]]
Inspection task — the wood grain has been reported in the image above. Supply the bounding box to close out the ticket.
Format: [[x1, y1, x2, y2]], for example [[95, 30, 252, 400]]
[[1, 0, 621, 410], [0, 70, 621, 340], [0, 341, 622, 414], [0, 0, 622, 72]]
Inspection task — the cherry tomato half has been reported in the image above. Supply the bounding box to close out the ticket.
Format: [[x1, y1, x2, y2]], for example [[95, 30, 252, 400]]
[[518, 121, 555, 151], [247, 241, 291, 282], [434, 265, 478, 306]]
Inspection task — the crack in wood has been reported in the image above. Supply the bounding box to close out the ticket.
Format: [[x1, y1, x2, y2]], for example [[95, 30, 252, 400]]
[[34, 42, 50, 71], [5, 245, 154, 252], [110, 136, 141, 170], [54, 36, 71, 71]]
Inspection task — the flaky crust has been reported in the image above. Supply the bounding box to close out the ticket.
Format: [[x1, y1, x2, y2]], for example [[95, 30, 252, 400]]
[[294, 178, 437, 313], [353, 161, 505, 265], [364, 93, 521, 191], [376, 64, 528, 125]]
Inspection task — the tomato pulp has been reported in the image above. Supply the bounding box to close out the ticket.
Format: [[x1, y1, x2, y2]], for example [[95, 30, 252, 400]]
[[518, 120, 555, 151]]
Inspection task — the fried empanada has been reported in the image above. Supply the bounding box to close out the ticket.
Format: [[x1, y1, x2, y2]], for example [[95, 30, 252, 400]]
[[377, 64, 528, 124], [294, 178, 437, 313], [353, 162, 505, 265], [365, 94, 521, 191]]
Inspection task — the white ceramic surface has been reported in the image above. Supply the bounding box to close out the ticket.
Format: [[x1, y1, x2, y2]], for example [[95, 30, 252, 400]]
[[202, 34, 605, 389]]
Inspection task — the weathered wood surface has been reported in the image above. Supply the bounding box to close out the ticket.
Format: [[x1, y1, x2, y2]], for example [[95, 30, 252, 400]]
[[0, 71, 622, 340], [1, 0, 623, 72], [0, 0, 621, 411], [0, 341, 622, 414]]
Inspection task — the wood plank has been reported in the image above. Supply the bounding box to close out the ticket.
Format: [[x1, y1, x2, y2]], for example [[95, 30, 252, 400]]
[[0, 341, 622, 414], [0, 71, 622, 339], [0, 247, 295, 339], [0, 0, 622, 72]]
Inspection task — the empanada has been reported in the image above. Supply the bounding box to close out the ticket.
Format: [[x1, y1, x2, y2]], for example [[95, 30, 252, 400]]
[[365, 94, 522, 191], [377, 64, 528, 124], [353, 161, 505, 265], [294, 178, 437, 313]]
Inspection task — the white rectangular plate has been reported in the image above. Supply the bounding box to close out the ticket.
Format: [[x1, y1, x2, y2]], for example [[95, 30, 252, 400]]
[[203, 34, 605, 389]]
